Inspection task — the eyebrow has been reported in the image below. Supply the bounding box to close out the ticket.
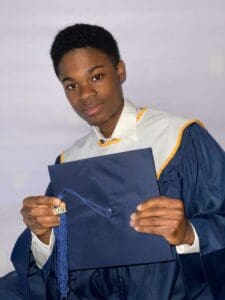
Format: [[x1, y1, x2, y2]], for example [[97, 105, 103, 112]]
[[61, 65, 104, 83]]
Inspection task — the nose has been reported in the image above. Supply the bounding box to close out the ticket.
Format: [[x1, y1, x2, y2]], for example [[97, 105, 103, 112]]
[[79, 84, 97, 103]]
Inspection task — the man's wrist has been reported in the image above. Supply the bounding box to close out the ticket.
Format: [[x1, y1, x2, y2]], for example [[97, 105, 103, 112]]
[[183, 221, 195, 245], [36, 229, 52, 245], [176, 222, 200, 254]]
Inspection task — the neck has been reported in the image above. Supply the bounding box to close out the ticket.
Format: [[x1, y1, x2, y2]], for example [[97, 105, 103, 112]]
[[100, 128, 114, 139]]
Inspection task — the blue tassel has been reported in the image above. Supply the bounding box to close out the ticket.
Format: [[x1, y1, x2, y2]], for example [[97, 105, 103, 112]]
[[59, 188, 112, 218], [53, 187, 112, 299], [54, 208, 69, 299]]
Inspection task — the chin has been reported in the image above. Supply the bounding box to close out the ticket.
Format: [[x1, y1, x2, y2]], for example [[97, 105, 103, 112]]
[[83, 112, 108, 127], [84, 116, 104, 127], [88, 119, 105, 127]]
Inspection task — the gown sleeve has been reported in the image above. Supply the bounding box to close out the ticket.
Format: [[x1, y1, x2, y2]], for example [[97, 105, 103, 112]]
[[159, 123, 225, 299], [10, 156, 61, 299]]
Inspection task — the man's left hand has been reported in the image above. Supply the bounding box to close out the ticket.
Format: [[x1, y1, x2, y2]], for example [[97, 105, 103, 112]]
[[129, 196, 194, 245]]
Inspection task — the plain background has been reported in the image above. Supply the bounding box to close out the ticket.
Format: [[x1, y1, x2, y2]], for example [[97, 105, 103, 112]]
[[1, 0, 225, 276]]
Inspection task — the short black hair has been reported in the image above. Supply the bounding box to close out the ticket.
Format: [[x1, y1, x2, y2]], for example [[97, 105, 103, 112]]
[[50, 23, 121, 77]]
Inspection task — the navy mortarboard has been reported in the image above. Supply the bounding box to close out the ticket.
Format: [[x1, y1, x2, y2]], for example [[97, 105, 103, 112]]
[[48, 148, 175, 272]]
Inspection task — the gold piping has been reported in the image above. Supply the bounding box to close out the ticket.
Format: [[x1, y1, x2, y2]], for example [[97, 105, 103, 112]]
[[136, 107, 148, 122], [156, 119, 204, 179], [60, 152, 64, 163], [98, 138, 121, 147], [97, 106, 148, 148]]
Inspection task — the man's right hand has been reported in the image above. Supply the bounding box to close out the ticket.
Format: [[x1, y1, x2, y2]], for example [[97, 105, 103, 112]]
[[21, 196, 62, 244]]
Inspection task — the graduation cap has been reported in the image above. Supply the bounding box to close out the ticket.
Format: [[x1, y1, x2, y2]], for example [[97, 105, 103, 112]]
[[48, 148, 175, 298]]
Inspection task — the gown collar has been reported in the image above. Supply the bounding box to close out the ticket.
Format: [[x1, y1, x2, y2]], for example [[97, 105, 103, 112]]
[[93, 99, 139, 146]]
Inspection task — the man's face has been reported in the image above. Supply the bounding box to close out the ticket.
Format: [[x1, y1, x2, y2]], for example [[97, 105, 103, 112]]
[[58, 48, 126, 137]]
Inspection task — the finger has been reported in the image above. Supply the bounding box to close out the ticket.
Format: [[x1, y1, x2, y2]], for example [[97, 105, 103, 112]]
[[130, 217, 179, 227], [28, 221, 61, 232], [133, 225, 186, 245], [24, 215, 60, 228], [130, 207, 184, 221], [23, 196, 61, 208], [133, 225, 170, 236], [35, 215, 60, 225], [25, 201, 66, 217], [137, 197, 184, 211], [21, 205, 53, 218], [29, 206, 56, 217], [37, 222, 61, 229]]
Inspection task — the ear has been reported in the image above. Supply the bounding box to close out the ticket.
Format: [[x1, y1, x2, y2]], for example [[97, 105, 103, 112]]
[[116, 60, 126, 83]]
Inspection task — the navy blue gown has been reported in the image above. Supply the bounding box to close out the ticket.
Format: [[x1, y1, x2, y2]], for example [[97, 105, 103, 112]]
[[1, 124, 225, 299]]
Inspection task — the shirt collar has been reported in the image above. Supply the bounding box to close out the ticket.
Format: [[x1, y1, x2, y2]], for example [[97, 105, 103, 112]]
[[93, 99, 138, 143]]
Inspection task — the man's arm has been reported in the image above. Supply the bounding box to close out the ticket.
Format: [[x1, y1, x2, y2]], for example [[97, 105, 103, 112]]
[[131, 123, 225, 298], [162, 124, 225, 299]]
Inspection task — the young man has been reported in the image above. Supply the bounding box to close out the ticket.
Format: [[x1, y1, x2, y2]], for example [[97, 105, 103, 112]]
[[1, 24, 225, 299]]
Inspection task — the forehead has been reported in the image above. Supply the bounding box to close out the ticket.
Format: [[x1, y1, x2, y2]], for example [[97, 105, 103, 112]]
[[58, 48, 113, 79]]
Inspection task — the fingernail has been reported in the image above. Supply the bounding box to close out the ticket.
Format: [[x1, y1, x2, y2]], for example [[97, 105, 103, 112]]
[[54, 198, 61, 206], [134, 226, 139, 231], [137, 204, 142, 211], [129, 220, 135, 227], [130, 213, 136, 220]]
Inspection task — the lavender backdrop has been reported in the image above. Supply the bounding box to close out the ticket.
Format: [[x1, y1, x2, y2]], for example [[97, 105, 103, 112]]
[[1, 0, 225, 275]]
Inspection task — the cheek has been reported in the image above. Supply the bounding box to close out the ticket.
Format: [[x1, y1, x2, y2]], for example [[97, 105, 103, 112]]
[[65, 92, 79, 108], [109, 77, 123, 96], [100, 80, 121, 99], [105, 83, 123, 105]]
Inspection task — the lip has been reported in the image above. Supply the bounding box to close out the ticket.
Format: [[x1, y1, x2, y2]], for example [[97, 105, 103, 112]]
[[82, 102, 104, 117]]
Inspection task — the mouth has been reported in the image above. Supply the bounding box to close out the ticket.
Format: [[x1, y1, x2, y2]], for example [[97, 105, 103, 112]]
[[82, 102, 104, 117]]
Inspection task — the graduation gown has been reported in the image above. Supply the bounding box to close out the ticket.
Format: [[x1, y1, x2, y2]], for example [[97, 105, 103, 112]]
[[2, 122, 223, 300]]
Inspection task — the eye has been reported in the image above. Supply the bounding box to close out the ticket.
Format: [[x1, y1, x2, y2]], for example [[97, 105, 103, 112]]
[[66, 83, 78, 90], [91, 73, 103, 82]]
